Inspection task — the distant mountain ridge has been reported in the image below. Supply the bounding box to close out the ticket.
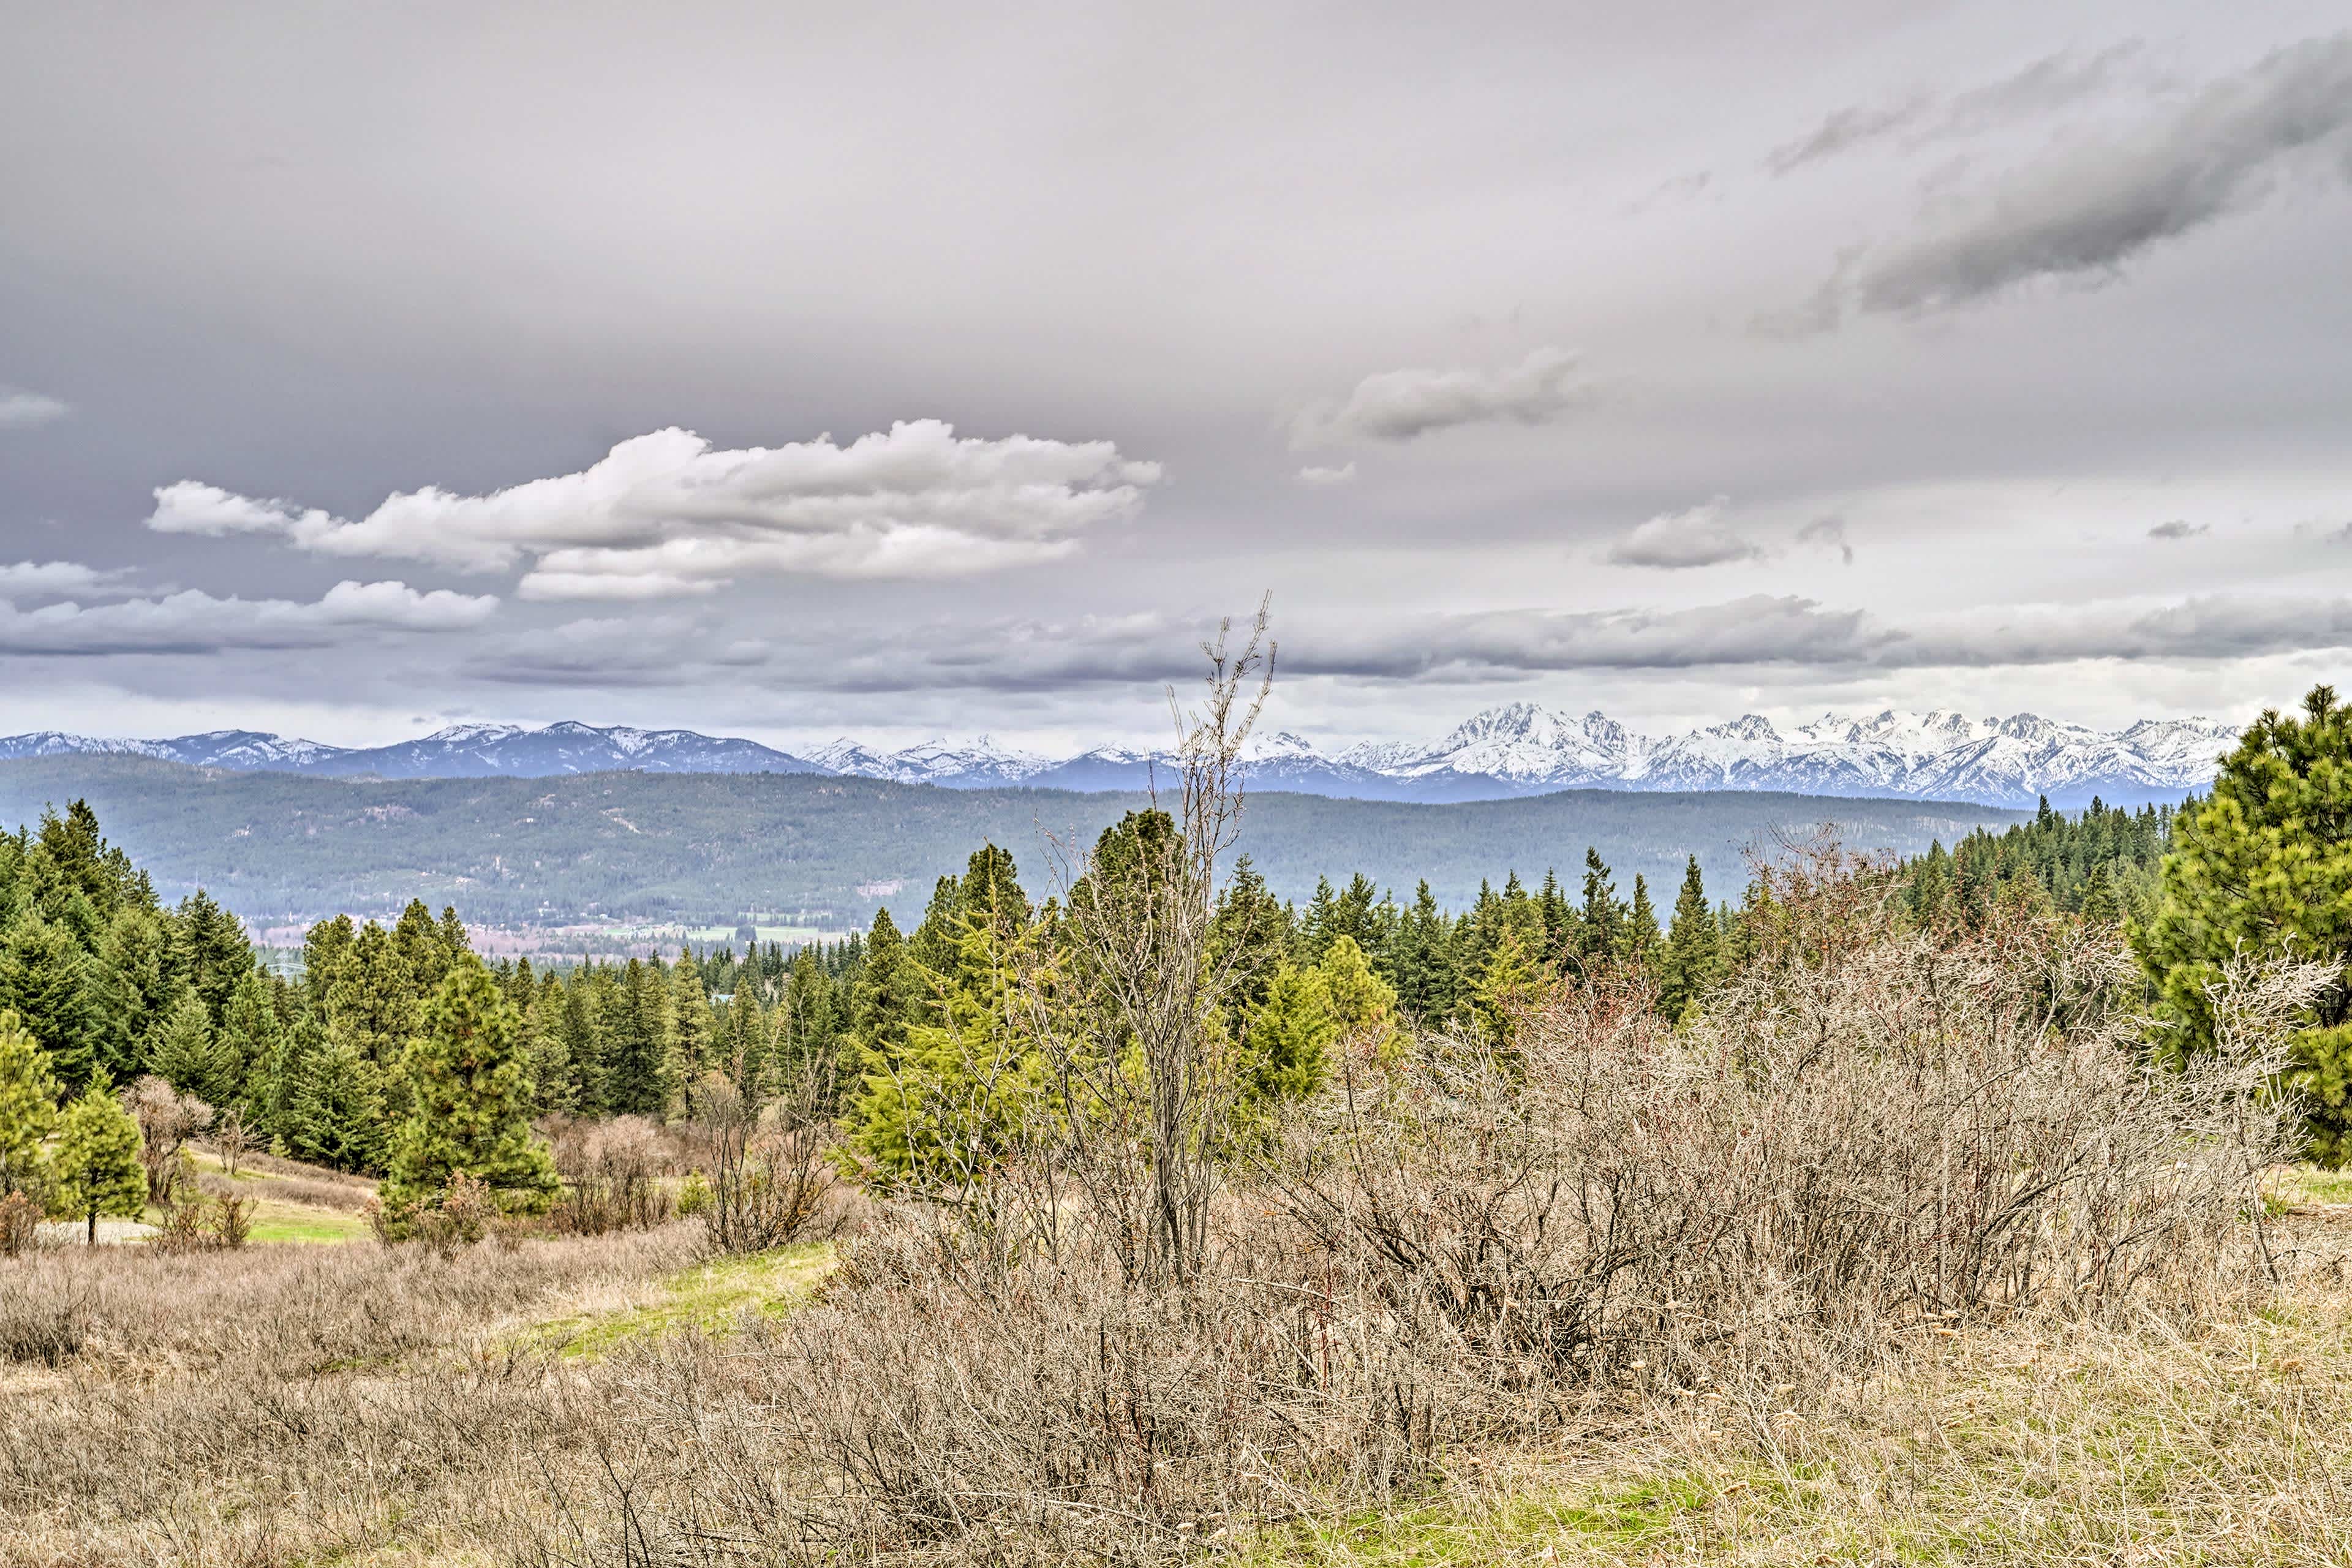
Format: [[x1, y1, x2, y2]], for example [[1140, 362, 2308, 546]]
[[0, 704, 2237, 808]]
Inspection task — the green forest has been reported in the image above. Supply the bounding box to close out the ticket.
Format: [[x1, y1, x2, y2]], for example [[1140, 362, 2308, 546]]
[[0, 782, 2177, 1185]]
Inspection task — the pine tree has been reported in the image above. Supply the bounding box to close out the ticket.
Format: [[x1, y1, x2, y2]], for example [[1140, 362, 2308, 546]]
[[1390, 881, 1455, 1024], [522, 982, 577, 1114], [1578, 849, 1626, 964], [150, 988, 231, 1106], [92, 905, 173, 1083], [284, 1027, 388, 1172], [218, 971, 285, 1126], [1657, 857, 1722, 1022], [665, 946, 716, 1114], [0, 913, 99, 1095], [1239, 961, 1336, 1112], [1625, 875, 1661, 968], [722, 984, 767, 1107], [2135, 686, 2352, 1162], [50, 1073, 145, 1243], [845, 913, 1046, 1191], [1317, 934, 1403, 1062], [170, 889, 252, 1027], [849, 910, 916, 1063], [0, 1010, 59, 1198], [382, 956, 559, 1215], [601, 958, 668, 1115], [1207, 856, 1292, 1027]]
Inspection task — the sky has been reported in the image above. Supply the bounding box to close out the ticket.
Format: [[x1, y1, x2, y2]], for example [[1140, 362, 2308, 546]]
[[2, 1, 2349, 755]]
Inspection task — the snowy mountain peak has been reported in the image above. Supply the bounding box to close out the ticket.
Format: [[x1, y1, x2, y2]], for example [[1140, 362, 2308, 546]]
[[0, 706, 2241, 808]]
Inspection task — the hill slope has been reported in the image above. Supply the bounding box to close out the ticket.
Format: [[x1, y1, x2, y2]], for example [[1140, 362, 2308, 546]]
[[0, 756, 2032, 930]]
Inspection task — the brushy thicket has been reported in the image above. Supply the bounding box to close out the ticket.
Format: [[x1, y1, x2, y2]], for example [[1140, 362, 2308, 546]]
[[529, 854, 2320, 1567]]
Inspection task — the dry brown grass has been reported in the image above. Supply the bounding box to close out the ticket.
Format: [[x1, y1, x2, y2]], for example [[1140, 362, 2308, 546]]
[[1238, 1253, 2352, 1565], [0, 1225, 703, 1567]]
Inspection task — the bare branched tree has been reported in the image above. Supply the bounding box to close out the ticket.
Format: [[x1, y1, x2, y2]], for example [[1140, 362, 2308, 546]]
[[1028, 597, 1274, 1288]]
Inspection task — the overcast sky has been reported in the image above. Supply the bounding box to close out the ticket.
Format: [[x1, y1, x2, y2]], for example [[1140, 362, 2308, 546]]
[[2, 1, 2348, 753]]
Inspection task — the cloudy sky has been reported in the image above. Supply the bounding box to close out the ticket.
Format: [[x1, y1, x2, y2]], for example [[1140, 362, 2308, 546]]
[[2, 1, 2348, 754]]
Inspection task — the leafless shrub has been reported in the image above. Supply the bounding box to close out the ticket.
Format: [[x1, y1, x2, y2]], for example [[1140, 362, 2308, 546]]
[[0, 1191, 40, 1258], [212, 1107, 249, 1178], [1262, 871, 2317, 1414], [700, 1072, 844, 1255], [126, 1076, 212, 1206], [151, 1196, 213, 1254], [546, 1116, 677, 1237], [206, 1191, 256, 1249]]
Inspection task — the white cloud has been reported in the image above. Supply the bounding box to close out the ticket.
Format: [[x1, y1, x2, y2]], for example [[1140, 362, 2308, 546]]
[[0, 388, 70, 429], [0, 560, 127, 595], [1605, 497, 1764, 570], [1296, 462, 1357, 487], [149, 420, 1163, 598], [0, 581, 497, 655], [1292, 348, 1592, 447]]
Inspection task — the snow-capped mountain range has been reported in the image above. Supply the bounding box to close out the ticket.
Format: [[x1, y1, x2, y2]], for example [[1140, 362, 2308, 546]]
[[0, 706, 2239, 809]]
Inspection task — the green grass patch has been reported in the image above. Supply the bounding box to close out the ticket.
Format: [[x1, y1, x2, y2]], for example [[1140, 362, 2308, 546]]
[[519, 1242, 836, 1360], [248, 1201, 372, 1244]]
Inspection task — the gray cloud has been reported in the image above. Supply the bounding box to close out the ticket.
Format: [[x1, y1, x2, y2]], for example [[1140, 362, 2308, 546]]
[[0, 581, 497, 656], [1292, 348, 1593, 447], [1604, 497, 1765, 569], [1768, 99, 1930, 174], [1796, 516, 1855, 564], [1849, 34, 2352, 315], [1768, 45, 2140, 175], [1296, 462, 1358, 488], [0, 388, 70, 429], [2147, 519, 2207, 540], [149, 421, 1164, 598], [726, 590, 2352, 695]]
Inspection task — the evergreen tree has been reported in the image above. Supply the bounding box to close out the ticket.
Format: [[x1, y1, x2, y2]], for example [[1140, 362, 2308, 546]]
[[150, 988, 232, 1106], [1625, 875, 1661, 968], [0, 913, 99, 1095], [1578, 849, 1626, 963], [848, 910, 917, 1065], [92, 905, 173, 1082], [1317, 934, 1403, 1062], [171, 889, 252, 1027], [0, 1010, 59, 1197], [1239, 960, 1336, 1112], [1207, 856, 1292, 1027], [1390, 881, 1455, 1024], [665, 946, 717, 1113], [845, 913, 1046, 1191], [381, 957, 559, 1214], [601, 958, 669, 1115], [285, 1027, 388, 1171], [218, 971, 284, 1126], [50, 1074, 145, 1243], [522, 981, 578, 1114], [1657, 856, 1722, 1022], [2135, 685, 2352, 1163]]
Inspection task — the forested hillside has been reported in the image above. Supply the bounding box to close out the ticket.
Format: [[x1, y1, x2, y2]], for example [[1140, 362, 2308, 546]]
[[0, 756, 2027, 930]]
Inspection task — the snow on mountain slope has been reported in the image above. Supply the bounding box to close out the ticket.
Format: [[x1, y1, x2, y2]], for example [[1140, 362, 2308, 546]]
[[0, 707, 2239, 805]]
